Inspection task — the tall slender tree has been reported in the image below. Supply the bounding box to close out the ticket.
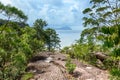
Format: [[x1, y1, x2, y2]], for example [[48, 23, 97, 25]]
[[45, 28, 60, 51], [33, 19, 47, 40], [82, 0, 120, 55]]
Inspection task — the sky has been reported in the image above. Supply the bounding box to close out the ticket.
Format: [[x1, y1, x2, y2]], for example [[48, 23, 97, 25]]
[[0, 0, 90, 47]]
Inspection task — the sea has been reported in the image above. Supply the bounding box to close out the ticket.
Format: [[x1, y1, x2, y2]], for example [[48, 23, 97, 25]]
[[56, 30, 81, 48]]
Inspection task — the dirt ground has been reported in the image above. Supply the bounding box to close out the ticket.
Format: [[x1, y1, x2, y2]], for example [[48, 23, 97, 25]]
[[26, 52, 110, 80]]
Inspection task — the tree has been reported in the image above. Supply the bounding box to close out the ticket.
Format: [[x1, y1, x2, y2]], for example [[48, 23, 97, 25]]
[[82, 0, 120, 56], [0, 2, 27, 22], [82, 0, 120, 78], [80, 27, 97, 53], [0, 25, 27, 80], [45, 28, 60, 51], [33, 19, 47, 40], [33, 19, 60, 51], [0, 2, 29, 79], [0, 2, 28, 33], [83, 0, 120, 27]]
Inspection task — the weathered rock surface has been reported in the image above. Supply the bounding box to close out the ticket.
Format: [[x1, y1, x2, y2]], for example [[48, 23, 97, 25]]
[[26, 52, 110, 80]]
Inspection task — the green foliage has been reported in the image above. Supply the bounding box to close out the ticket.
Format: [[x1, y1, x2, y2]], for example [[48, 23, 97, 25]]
[[0, 2, 60, 80], [0, 2, 27, 22], [110, 68, 120, 80], [63, 1, 120, 79], [81, 0, 120, 57], [83, 8, 92, 14], [33, 19, 47, 40], [65, 57, 76, 74], [45, 28, 60, 51], [61, 46, 75, 58], [81, 0, 120, 78], [72, 44, 89, 60], [21, 72, 33, 80], [0, 20, 60, 79], [0, 26, 27, 80], [61, 47, 70, 54], [63, 43, 100, 66], [33, 19, 60, 51]]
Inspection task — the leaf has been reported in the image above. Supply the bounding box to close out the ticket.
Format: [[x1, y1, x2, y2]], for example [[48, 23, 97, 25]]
[[103, 12, 112, 18], [83, 17, 99, 27], [113, 8, 120, 13], [96, 6, 109, 12], [97, 34, 104, 40], [98, 18, 106, 22], [90, 0, 106, 4], [83, 8, 92, 14], [113, 48, 120, 57], [101, 27, 110, 34], [0, 2, 4, 10]]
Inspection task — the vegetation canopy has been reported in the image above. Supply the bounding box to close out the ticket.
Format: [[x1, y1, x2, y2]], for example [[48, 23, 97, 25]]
[[0, 2, 60, 80]]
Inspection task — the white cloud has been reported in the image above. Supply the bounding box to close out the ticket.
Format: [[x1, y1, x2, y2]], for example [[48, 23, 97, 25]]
[[0, 0, 90, 30], [0, 0, 12, 5]]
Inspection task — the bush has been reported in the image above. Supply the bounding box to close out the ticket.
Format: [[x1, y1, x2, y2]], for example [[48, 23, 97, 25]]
[[110, 68, 120, 80], [21, 72, 33, 80], [65, 57, 76, 74]]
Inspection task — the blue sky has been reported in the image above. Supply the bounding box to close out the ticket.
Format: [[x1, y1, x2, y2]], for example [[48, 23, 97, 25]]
[[0, 0, 90, 47]]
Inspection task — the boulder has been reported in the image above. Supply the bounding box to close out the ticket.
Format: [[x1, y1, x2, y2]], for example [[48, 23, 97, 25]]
[[94, 52, 108, 62]]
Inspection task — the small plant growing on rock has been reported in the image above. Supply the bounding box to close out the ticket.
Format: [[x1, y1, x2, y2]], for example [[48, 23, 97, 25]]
[[65, 57, 76, 74]]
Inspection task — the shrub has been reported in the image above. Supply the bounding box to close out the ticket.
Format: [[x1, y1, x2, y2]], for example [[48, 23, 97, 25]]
[[65, 57, 76, 74], [21, 72, 33, 80], [110, 68, 120, 80]]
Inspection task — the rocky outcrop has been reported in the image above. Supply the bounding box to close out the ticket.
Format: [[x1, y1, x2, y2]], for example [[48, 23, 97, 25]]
[[25, 52, 109, 80], [94, 52, 108, 62]]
